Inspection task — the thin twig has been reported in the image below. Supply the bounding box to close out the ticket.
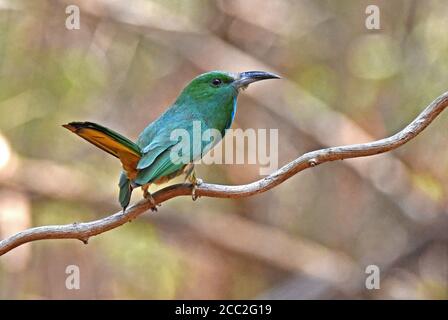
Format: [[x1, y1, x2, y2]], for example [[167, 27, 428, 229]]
[[1, 92, 447, 256]]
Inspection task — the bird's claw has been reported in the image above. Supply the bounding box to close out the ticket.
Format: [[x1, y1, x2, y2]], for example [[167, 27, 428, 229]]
[[191, 178, 203, 201], [143, 189, 159, 212], [185, 168, 202, 201]]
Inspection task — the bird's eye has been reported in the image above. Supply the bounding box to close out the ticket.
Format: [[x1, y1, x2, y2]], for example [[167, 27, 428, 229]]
[[211, 78, 222, 86]]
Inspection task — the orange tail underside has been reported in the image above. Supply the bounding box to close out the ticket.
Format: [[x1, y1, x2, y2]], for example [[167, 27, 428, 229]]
[[63, 123, 141, 180]]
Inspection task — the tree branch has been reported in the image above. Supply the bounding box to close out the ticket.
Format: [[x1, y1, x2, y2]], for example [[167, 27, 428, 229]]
[[1, 92, 447, 256]]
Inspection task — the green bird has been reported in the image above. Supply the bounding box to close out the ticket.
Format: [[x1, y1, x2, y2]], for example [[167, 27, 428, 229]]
[[63, 71, 280, 210]]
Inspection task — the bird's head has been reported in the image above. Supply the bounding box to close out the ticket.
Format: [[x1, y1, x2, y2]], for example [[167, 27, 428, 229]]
[[176, 70, 280, 105]]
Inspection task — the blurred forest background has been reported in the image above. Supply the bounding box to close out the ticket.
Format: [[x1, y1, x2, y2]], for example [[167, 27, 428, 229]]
[[0, 0, 448, 299]]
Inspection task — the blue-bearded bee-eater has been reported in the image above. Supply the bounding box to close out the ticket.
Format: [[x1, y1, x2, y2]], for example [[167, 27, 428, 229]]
[[63, 71, 280, 210]]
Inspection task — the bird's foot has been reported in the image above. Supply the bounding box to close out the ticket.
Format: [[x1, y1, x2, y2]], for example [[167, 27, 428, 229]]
[[143, 188, 159, 212], [188, 171, 203, 201]]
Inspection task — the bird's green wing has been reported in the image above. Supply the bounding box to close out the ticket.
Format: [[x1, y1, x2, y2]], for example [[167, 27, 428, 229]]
[[134, 147, 185, 185], [134, 106, 215, 186], [137, 145, 170, 170]]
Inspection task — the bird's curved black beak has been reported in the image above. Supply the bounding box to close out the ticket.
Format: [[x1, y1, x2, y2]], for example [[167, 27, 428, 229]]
[[233, 71, 281, 90]]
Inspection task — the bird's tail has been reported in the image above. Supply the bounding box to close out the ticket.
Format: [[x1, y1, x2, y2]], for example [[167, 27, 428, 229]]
[[118, 171, 133, 210], [63, 121, 142, 209]]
